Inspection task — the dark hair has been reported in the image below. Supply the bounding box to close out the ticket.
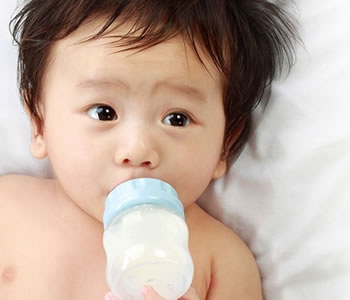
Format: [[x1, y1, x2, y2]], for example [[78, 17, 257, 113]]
[[10, 0, 297, 163]]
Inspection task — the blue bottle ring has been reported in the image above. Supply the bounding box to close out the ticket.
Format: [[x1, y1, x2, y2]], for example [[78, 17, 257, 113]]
[[103, 178, 185, 229]]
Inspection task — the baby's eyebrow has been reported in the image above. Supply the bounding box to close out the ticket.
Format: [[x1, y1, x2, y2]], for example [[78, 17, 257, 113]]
[[153, 81, 207, 103], [76, 78, 206, 103], [76, 79, 128, 91]]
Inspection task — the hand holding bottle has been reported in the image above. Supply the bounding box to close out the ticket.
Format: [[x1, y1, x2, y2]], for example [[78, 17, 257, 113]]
[[104, 287, 200, 300]]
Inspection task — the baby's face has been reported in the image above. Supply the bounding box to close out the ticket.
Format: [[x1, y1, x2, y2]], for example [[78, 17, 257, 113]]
[[33, 19, 226, 221]]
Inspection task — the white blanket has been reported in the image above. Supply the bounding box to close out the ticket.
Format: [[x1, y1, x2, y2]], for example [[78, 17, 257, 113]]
[[199, 0, 350, 299]]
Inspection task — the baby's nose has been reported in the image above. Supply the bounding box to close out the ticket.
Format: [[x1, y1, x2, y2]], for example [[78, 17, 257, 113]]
[[114, 136, 160, 169]]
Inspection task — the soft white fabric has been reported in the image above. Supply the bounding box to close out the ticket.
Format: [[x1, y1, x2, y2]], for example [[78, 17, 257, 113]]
[[0, 0, 53, 177], [199, 1, 350, 299], [1, 0, 350, 300]]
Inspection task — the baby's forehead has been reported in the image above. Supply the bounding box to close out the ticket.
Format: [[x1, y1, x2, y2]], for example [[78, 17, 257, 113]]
[[49, 18, 223, 83], [42, 18, 224, 100]]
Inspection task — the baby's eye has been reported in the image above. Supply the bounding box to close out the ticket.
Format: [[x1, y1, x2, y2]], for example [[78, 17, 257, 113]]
[[87, 105, 117, 121], [162, 112, 190, 127]]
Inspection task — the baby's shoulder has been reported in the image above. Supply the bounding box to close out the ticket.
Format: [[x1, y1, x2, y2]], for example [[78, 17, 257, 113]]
[[186, 204, 263, 299], [186, 203, 246, 250], [0, 173, 55, 198], [0, 174, 58, 249], [0, 174, 56, 219]]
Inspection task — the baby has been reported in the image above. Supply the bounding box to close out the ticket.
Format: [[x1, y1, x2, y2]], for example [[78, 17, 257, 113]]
[[0, 0, 296, 299]]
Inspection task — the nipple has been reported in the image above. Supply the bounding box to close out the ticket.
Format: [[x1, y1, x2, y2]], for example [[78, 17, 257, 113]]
[[1, 265, 16, 284]]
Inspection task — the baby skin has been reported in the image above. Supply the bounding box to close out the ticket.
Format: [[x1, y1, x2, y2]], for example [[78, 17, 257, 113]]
[[0, 18, 262, 300], [104, 287, 200, 300]]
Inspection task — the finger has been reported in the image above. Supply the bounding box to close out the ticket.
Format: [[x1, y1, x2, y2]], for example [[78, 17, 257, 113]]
[[179, 288, 200, 300], [142, 286, 165, 300], [104, 291, 119, 300]]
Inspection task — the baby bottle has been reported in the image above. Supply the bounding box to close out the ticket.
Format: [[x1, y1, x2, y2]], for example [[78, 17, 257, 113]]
[[103, 178, 194, 300]]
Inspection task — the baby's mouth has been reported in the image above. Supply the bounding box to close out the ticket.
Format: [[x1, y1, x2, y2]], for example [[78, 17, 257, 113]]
[[109, 175, 160, 194]]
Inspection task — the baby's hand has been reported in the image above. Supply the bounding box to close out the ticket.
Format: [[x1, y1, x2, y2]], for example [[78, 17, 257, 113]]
[[104, 287, 200, 300], [104, 291, 118, 300], [142, 286, 199, 300], [177, 287, 200, 300]]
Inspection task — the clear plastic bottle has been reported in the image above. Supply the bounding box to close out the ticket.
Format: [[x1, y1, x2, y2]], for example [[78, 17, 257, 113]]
[[103, 178, 194, 300]]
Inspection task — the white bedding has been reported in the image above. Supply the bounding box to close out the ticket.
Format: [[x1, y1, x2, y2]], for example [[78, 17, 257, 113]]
[[199, 0, 350, 299], [1, 0, 350, 299]]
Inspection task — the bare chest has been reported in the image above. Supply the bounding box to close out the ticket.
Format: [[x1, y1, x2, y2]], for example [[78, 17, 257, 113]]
[[1, 261, 108, 300], [0, 222, 109, 300], [0, 202, 211, 300], [1, 238, 209, 300]]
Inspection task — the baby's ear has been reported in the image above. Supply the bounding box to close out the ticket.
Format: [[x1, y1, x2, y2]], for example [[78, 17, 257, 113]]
[[30, 118, 48, 159], [213, 118, 247, 180], [22, 90, 48, 159], [212, 158, 227, 180]]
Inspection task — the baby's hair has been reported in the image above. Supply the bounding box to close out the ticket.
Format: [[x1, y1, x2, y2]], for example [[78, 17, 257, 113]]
[[10, 0, 297, 163]]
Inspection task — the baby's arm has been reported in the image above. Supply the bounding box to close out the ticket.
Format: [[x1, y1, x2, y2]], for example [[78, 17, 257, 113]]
[[186, 204, 263, 299], [206, 225, 263, 299]]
